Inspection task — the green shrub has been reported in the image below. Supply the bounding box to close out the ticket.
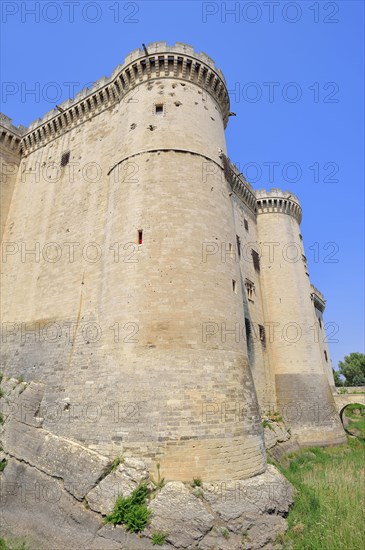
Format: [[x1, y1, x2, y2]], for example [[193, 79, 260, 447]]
[[191, 477, 202, 487], [151, 531, 168, 545], [262, 419, 275, 430], [104, 483, 151, 532], [0, 460, 7, 472], [0, 388, 4, 399]]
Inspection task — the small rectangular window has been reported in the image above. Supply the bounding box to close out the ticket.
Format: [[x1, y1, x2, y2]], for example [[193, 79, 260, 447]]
[[244, 219, 249, 231], [324, 350, 328, 362], [155, 104, 164, 114], [61, 151, 70, 167], [259, 324, 266, 344], [318, 317, 322, 329], [252, 249, 260, 272], [232, 279, 237, 293], [245, 279, 255, 302], [138, 230, 143, 245]]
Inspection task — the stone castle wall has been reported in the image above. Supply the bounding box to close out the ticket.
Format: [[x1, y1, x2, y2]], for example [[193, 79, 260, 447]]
[[0, 42, 346, 482]]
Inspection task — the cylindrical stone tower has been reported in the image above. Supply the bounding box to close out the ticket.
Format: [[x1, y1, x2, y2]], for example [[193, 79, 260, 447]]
[[97, 42, 266, 480], [256, 190, 346, 446]]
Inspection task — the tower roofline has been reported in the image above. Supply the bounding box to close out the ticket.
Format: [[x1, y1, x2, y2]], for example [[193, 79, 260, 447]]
[[255, 189, 302, 224], [311, 284, 326, 312], [9, 42, 230, 157], [0, 114, 25, 154]]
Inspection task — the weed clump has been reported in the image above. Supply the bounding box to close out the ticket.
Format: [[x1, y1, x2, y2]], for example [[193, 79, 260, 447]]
[[104, 483, 151, 532], [151, 531, 168, 545]]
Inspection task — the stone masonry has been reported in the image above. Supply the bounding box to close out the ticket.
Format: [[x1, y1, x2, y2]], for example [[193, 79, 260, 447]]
[[0, 42, 346, 488]]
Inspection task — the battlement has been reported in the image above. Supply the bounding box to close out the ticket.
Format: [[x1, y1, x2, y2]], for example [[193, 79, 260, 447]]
[[18, 42, 230, 156], [0, 114, 25, 153], [121, 42, 226, 81], [255, 189, 302, 224], [311, 284, 326, 312], [0, 114, 27, 136], [222, 155, 257, 212]]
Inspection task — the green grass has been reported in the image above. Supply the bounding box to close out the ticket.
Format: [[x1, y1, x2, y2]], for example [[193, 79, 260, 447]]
[[276, 437, 365, 549], [0, 539, 28, 550], [151, 531, 168, 545]]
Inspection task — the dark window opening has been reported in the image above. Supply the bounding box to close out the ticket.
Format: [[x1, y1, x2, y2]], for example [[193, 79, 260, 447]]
[[252, 249, 260, 272], [245, 318, 251, 340], [232, 279, 237, 293], [324, 350, 328, 362], [236, 235, 241, 257], [138, 230, 143, 245], [61, 151, 70, 167], [259, 324, 266, 344], [155, 104, 164, 114], [244, 219, 249, 231], [318, 317, 322, 329], [245, 279, 255, 302]]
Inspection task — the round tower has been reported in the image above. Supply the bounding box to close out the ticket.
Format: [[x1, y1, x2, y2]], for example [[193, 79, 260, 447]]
[[256, 190, 346, 446], [98, 43, 266, 480]]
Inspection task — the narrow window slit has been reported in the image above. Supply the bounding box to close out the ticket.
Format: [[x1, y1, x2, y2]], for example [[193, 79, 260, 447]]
[[61, 151, 70, 167]]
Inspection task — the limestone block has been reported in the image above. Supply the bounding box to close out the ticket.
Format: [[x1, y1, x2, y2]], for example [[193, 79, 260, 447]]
[[148, 481, 214, 548], [199, 526, 244, 550], [86, 457, 149, 515], [98, 524, 155, 549], [264, 422, 290, 450], [2, 419, 110, 499], [242, 515, 288, 549], [13, 381, 45, 427], [202, 465, 293, 524], [0, 458, 120, 550]]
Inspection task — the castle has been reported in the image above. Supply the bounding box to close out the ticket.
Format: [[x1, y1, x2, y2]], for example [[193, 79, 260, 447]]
[[0, 42, 346, 482]]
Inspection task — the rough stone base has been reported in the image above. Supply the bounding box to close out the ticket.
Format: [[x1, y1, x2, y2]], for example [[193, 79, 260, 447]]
[[1, 379, 294, 549]]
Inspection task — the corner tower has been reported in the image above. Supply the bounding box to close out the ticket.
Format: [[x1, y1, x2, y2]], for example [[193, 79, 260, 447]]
[[0, 115, 24, 241], [256, 190, 346, 446], [99, 42, 266, 479]]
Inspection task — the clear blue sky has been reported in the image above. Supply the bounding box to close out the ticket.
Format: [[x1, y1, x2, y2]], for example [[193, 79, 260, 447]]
[[1, 1, 364, 370]]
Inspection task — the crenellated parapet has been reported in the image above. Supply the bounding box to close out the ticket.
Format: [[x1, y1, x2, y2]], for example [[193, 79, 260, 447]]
[[311, 284, 326, 312], [0, 114, 26, 154], [222, 154, 257, 213], [255, 189, 302, 224], [18, 42, 230, 157]]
